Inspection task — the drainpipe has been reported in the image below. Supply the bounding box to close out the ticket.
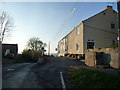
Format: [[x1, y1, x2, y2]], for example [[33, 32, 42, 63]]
[[117, 0, 120, 69]]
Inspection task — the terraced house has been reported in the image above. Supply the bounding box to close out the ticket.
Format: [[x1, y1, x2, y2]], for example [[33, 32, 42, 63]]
[[57, 6, 118, 58]]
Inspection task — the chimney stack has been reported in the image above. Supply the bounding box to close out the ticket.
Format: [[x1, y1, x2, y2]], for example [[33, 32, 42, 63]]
[[105, 5, 112, 9]]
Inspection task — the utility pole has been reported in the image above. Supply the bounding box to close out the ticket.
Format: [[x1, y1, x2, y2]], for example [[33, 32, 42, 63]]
[[48, 42, 50, 55], [117, 0, 120, 69], [0, 14, 2, 64], [0, 11, 2, 90]]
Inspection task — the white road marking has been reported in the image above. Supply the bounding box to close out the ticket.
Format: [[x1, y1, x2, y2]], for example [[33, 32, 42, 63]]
[[59, 72, 66, 90]]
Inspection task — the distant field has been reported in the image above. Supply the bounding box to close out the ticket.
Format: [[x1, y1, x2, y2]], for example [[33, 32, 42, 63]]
[[68, 67, 120, 88]]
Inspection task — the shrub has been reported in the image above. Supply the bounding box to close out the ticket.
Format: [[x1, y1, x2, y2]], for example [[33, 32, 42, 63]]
[[21, 49, 42, 62], [105, 45, 118, 48]]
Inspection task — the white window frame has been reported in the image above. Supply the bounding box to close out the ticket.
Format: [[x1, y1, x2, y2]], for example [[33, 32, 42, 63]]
[[111, 23, 115, 30], [86, 39, 95, 49], [70, 34, 72, 38], [76, 28, 80, 35]]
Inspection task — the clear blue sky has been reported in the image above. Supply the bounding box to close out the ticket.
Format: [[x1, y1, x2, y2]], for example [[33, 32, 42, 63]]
[[0, 2, 117, 54]]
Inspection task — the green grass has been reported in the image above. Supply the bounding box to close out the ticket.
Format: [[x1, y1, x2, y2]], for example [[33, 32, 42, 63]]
[[69, 67, 120, 88]]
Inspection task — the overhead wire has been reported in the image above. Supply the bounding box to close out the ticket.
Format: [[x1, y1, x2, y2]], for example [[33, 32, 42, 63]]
[[52, 3, 78, 42]]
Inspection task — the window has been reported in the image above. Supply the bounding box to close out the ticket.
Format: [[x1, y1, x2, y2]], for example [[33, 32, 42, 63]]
[[5, 49, 10, 56], [87, 42, 94, 49], [61, 41, 62, 44], [65, 46, 68, 51], [69, 44, 72, 49], [76, 43, 80, 51], [103, 12, 106, 15], [111, 24, 115, 29], [88, 39, 90, 41], [112, 40, 115, 45], [91, 40, 94, 42], [70, 34, 72, 38], [87, 40, 95, 49], [76, 28, 80, 35], [66, 38, 68, 41]]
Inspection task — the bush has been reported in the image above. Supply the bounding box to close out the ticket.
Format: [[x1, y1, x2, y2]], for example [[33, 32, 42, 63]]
[[21, 49, 42, 62], [110, 45, 118, 48], [22, 49, 33, 60], [15, 54, 30, 63], [105, 45, 118, 48], [14, 49, 43, 63]]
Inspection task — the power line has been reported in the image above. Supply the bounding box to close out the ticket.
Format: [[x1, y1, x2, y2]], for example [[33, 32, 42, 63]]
[[52, 3, 78, 42], [53, 8, 76, 41]]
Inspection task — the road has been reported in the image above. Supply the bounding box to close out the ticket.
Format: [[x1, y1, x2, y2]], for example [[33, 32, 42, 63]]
[[2, 57, 85, 89]]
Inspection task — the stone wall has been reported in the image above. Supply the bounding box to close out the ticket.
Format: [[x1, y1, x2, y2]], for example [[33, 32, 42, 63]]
[[110, 50, 119, 69], [85, 51, 96, 66], [85, 48, 119, 69]]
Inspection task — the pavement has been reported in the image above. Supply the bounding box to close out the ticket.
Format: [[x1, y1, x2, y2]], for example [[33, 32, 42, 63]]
[[2, 57, 85, 89]]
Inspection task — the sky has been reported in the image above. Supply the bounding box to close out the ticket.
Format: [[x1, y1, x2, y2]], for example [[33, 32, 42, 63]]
[[0, 1, 117, 54]]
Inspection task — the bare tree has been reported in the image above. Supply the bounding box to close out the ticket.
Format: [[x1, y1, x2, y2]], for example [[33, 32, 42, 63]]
[[0, 11, 14, 42], [27, 37, 47, 51]]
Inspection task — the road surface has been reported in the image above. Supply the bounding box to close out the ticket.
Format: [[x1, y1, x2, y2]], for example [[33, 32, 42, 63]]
[[2, 57, 85, 89]]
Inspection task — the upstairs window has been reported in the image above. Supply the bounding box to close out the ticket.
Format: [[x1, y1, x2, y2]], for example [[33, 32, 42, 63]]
[[76, 28, 80, 35], [111, 24, 115, 29], [69, 44, 72, 49], [70, 34, 72, 38], [66, 38, 68, 41], [103, 12, 106, 15]]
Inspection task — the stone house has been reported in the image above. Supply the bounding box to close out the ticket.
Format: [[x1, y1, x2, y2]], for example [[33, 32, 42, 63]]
[[58, 6, 118, 58]]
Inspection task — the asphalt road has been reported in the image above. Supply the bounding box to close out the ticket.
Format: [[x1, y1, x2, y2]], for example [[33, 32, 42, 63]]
[[2, 57, 85, 89]]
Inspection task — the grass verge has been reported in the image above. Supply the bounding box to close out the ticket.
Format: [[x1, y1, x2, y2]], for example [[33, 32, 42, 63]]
[[68, 67, 120, 88]]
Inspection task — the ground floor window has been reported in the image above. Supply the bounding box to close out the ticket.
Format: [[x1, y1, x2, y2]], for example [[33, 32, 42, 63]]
[[112, 40, 115, 46], [87, 41, 95, 49]]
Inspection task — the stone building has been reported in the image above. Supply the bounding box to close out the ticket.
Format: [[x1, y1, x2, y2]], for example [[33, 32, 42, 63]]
[[58, 6, 118, 58]]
